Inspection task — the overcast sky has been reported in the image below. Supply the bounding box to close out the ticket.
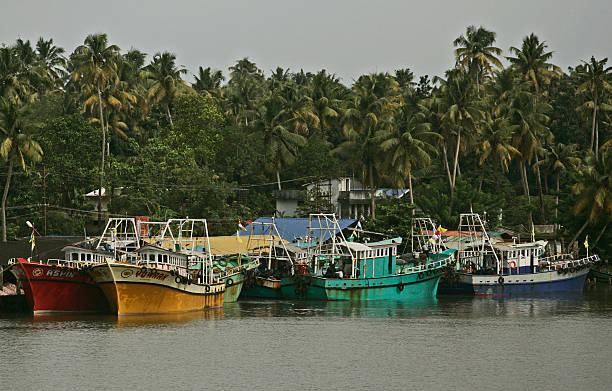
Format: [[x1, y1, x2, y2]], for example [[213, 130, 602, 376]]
[[2, 0, 611, 85]]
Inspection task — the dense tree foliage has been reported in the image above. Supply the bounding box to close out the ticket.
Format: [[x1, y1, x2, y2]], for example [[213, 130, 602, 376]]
[[0, 27, 610, 258]]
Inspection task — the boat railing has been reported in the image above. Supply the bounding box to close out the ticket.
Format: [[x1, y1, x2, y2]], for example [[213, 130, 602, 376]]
[[538, 254, 600, 271], [398, 254, 454, 274], [137, 261, 190, 277], [7, 257, 109, 268], [216, 259, 260, 279]]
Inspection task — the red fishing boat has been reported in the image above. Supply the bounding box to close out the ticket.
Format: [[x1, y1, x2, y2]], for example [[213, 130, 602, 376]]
[[9, 257, 109, 314], [8, 218, 144, 314]]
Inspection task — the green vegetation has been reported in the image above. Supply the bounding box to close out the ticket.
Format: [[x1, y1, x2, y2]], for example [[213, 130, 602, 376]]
[[0, 27, 611, 258]]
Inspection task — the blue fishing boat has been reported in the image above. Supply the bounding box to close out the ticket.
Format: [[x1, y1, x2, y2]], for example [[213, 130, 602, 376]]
[[283, 214, 455, 301], [439, 213, 599, 295]]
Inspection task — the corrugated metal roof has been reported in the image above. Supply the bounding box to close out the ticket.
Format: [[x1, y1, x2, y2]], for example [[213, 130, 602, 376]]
[[235, 217, 358, 243], [143, 235, 285, 256]]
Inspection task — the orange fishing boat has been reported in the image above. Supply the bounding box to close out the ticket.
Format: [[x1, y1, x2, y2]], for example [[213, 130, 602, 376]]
[[89, 219, 225, 315]]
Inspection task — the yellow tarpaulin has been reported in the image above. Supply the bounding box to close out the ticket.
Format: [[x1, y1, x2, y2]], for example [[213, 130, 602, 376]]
[[142, 235, 286, 256]]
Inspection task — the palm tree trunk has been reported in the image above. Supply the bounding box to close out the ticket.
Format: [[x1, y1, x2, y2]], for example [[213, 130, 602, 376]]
[[534, 153, 545, 222], [452, 127, 461, 189], [590, 100, 597, 153], [449, 128, 461, 219], [519, 161, 533, 227], [276, 170, 282, 191], [408, 169, 414, 205], [97, 88, 105, 227], [2, 160, 13, 242], [594, 222, 608, 247], [569, 219, 589, 252], [555, 172, 560, 230], [478, 164, 487, 192], [442, 144, 453, 189], [595, 119, 599, 158], [369, 164, 376, 220], [166, 104, 173, 128]]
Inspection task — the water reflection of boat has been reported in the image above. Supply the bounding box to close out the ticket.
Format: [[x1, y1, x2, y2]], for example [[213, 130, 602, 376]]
[[113, 307, 224, 326]]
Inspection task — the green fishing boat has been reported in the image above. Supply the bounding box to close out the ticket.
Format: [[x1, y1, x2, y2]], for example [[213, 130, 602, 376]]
[[211, 255, 259, 302], [282, 214, 455, 301]]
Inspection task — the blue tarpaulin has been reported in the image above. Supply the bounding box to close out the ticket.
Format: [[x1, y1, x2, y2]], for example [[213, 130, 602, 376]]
[[234, 217, 357, 243]]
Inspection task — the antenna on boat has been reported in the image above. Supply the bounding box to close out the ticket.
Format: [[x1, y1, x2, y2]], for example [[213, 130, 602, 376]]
[[458, 213, 500, 274], [307, 214, 355, 277], [246, 220, 295, 274], [411, 217, 447, 254]]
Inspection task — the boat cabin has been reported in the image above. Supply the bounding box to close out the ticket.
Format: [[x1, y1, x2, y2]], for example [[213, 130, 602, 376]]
[[320, 238, 401, 279], [62, 245, 117, 264], [495, 241, 547, 275]]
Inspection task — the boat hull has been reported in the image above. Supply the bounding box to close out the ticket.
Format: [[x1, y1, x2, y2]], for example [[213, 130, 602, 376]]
[[282, 270, 443, 301], [89, 263, 224, 315], [9, 259, 108, 314], [440, 268, 589, 295], [221, 272, 245, 303], [590, 267, 612, 284], [241, 277, 284, 299]]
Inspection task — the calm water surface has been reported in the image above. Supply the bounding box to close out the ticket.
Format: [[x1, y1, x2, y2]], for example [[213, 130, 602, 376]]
[[2, 285, 612, 391]]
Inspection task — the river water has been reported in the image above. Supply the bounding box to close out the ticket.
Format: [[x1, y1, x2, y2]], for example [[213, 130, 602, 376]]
[[1, 285, 612, 391]]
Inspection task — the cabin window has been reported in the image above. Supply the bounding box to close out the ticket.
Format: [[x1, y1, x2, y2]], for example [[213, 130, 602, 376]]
[[71, 253, 78, 261], [86, 254, 92, 261]]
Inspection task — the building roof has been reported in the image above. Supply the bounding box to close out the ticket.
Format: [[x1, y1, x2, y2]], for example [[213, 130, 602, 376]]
[[351, 188, 409, 198], [84, 187, 107, 197], [235, 217, 358, 243]]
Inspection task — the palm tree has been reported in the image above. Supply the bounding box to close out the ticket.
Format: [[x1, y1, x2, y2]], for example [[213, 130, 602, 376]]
[[570, 149, 612, 248], [0, 100, 43, 241], [226, 58, 266, 126], [507, 33, 562, 95], [378, 106, 439, 206], [144, 52, 191, 127], [477, 116, 520, 191], [535, 143, 581, 226], [71, 33, 120, 224], [0, 46, 30, 104], [453, 25, 503, 94], [508, 87, 552, 222], [432, 69, 482, 215], [35, 37, 67, 92], [335, 73, 399, 219], [310, 70, 346, 137], [574, 57, 612, 156], [258, 88, 308, 190], [192, 66, 225, 99]]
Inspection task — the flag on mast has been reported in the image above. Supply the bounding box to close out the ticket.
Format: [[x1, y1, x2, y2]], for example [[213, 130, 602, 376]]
[[238, 221, 247, 232], [29, 227, 35, 252], [584, 235, 589, 249]]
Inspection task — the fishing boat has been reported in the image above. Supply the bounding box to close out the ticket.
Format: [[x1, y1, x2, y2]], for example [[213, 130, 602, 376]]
[[439, 213, 599, 295], [282, 214, 455, 301], [8, 256, 108, 314], [240, 221, 302, 299], [89, 219, 224, 315], [6, 218, 142, 314], [589, 260, 612, 284], [210, 254, 259, 302]]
